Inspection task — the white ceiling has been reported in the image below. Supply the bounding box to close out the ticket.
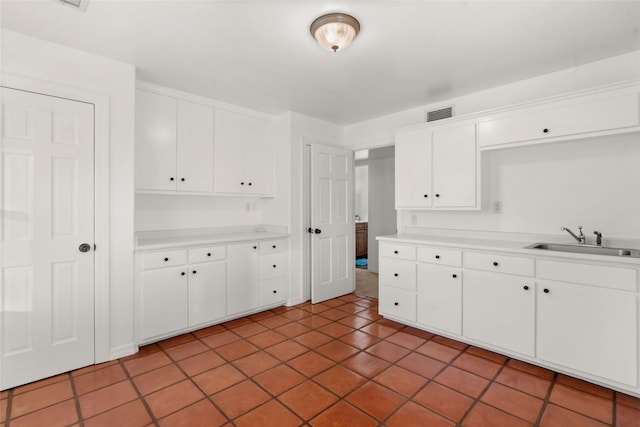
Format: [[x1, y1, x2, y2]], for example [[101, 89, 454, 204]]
[[2, 1, 640, 124]]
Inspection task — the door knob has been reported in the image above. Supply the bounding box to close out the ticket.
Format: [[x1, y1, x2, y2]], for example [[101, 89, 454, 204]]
[[314, 229, 322, 234], [78, 243, 91, 253]]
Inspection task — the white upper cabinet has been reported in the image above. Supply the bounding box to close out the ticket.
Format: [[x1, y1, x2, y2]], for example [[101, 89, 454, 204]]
[[214, 109, 274, 196], [395, 122, 479, 210], [135, 89, 214, 192]]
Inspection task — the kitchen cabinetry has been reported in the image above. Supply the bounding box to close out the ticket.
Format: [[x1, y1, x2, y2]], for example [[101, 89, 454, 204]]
[[355, 222, 368, 259], [379, 242, 417, 322], [135, 89, 214, 192], [395, 122, 478, 210], [214, 109, 274, 196]]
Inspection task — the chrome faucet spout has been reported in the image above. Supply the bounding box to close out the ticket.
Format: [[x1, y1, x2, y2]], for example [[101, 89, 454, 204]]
[[561, 226, 586, 244]]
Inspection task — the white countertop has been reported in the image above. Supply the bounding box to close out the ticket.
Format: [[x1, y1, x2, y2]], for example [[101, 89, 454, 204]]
[[378, 233, 640, 266], [136, 226, 289, 251]]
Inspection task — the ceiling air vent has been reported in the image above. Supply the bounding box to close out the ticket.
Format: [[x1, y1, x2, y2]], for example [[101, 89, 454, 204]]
[[57, 0, 89, 11], [425, 106, 454, 123]]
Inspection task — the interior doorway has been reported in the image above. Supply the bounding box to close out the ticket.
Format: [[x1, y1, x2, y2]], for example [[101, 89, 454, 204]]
[[354, 146, 396, 298]]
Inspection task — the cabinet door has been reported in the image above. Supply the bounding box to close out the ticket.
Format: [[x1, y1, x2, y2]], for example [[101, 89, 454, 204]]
[[432, 123, 477, 208], [177, 100, 214, 192], [227, 243, 260, 315], [188, 261, 227, 327], [244, 116, 274, 195], [417, 264, 462, 335], [538, 280, 638, 386], [140, 266, 188, 340], [214, 110, 246, 194], [135, 90, 177, 191], [395, 129, 431, 208], [463, 271, 535, 356]]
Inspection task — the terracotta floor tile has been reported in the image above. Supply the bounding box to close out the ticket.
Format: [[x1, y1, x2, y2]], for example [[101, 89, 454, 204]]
[[430, 335, 468, 350], [397, 352, 446, 379], [293, 330, 333, 349], [374, 366, 427, 397], [84, 400, 151, 427], [288, 352, 335, 377], [157, 333, 196, 349], [73, 364, 127, 395], [274, 322, 312, 338], [132, 363, 187, 395], [249, 310, 276, 321], [9, 399, 78, 427], [435, 366, 490, 398], [253, 365, 306, 396], [79, 380, 138, 419], [462, 402, 533, 427], [13, 373, 69, 394], [375, 318, 405, 330], [414, 382, 473, 422], [507, 359, 555, 380], [386, 402, 455, 427], [366, 341, 410, 363], [265, 340, 309, 361], [177, 350, 226, 377], [229, 321, 269, 338], [353, 297, 377, 308], [145, 379, 204, 419], [556, 374, 614, 400], [298, 315, 333, 329], [247, 330, 288, 348], [616, 402, 640, 427], [212, 380, 271, 419], [319, 308, 350, 321], [315, 340, 359, 362], [120, 344, 161, 361], [359, 323, 396, 339], [316, 322, 354, 338], [192, 324, 225, 339], [279, 381, 337, 420], [258, 314, 294, 329], [322, 299, 346, 308], [11, 380, 73, 418], [200, 330, 241, 349], [192, 364, 246, 395], [495, 366, 552, 399], [313, 365, 366, 396], [339, 294, 363, 303], [452, 353, 503, 379], [339, 330, 380, 350], [280, 308, 312, 321], [336, 302, 367, 314], [539, 404, 609, 427], [158, 399, 227, 427], [343, 352, 391, 378], [1, 398, 7, 424], [385, 330, 427, 350], [123, 351, 172, 377], [416, 341, 462, 363], [402, 326, 435, 340], [232, 351, 280, 376], [164, 339, 209, 361], [481, 382, 544, 423], [309, 401, 377, 427], [235, 400, 302, 427], [345, 381, 406, 421], [618, 392, 640, 410], [215, 340, 259, 361], [301, 303, 331, 314], [549, 383, 613, 424], [465, 346, 509, 364], [337, 314, 373, 329], [223, 317, 253, 328]]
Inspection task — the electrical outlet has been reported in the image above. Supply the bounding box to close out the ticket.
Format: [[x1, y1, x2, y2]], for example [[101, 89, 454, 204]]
[[493, 201, 502, 214], [410, 214, 417, 225]]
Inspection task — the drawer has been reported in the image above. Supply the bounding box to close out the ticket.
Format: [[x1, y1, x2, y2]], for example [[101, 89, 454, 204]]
[[141, 249, 187, 270], [189, 246, 226, 264], [260, 240, 288, 254], [260, 252, 288, 280], [464, 252, 534, 277], [379, 259, 416, 291], [379, 286, 416, 322], [417, 246, 462, 267], [380, 243, 417, 261], [260, 277, 288, 306], [537, 259, 637, 292]]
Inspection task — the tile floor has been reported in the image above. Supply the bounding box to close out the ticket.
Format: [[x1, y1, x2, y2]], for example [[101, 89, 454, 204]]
[[2, 294, 639, 427]]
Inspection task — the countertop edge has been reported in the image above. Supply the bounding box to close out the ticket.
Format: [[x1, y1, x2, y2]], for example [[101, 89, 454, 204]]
[[136, 232, 291, 251]]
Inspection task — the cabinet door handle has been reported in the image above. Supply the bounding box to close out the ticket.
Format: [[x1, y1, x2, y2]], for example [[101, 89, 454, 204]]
[[248, 182, 252, 186], [423, 194, 428, 198], [394, 302, 399, 306], [394, 273, 398, 277], [192, 270, 197, 274], [394, 250, 398, 254], [241, 182, 245, 185], [273, 290, 277, 294], [180, 178, 185, 182], [435, 194, 440, 198], [164, 257, 169, 262], [207, 253, 211, 257], [543, 128, 549, 133], [435, 255, 440, 259], [543, 288, 550, 294], [523, 285, 529, 290], [493, 261, 499, 267], [180, 272, 186, 276], [273, 265, 277, 268], [253, 246, 257, 250], [272, 245, 276, 249], [452, 274, 457, 278]]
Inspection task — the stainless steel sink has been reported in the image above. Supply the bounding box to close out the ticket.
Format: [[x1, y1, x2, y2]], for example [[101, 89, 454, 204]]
[[525, 242, 640, 258]]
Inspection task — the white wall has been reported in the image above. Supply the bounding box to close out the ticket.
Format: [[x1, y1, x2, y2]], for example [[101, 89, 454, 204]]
[[367, 147, 396, 273], [1, 30, 136, 356], [354, 164, 369, 222]]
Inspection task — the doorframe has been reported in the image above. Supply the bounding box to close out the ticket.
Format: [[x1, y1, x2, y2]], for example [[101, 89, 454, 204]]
[[1, 72, 112, 363]]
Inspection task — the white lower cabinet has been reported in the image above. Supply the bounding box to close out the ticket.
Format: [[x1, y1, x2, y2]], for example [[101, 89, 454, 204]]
[[188, 261, 226, 327], [463, 270, 535, 356], [379, 286, 416, 322], [417, 264, 462, 335], [227, 243, 261, 316], [140, 265, 189, 340]]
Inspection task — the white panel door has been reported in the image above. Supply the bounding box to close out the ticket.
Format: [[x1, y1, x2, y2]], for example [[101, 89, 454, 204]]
[[244, 116, 274, 195], [311, 144, 354, 303], [135, 90, 177, 190], [177, 100, 214, 192], [214, 109, 246, 194], [395, 129, 431, 208], [1, 87, 95, 390]]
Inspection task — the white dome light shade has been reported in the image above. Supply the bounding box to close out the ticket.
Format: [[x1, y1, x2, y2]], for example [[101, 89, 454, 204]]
[[310, 13, 360, 53]]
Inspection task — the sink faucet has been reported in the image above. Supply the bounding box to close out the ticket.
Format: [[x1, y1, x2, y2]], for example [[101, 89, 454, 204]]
[[561, 226, 585, 244], [593, 231, 603, 247]]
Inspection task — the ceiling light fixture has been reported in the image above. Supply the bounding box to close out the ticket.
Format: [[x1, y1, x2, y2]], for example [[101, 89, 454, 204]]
[[310, 13, 360, 53]]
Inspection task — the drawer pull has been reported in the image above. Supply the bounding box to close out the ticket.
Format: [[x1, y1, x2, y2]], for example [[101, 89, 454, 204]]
[[394, 250, 398, 254], [394, 302, 399, 306], [273, 245, 276, 249], [543, 288, 550, 294], [394, 273, 398, 277], [523, 285, 529, 290], [180, 177, 185, 182], [273, 290, 277, 294], [435, 255, 440, 259], [169, 177, 174, 181], [273, 265, 277, 268], [164, 257, 169, 262], [452, 274, 457, 278], [435, 194, 440, 198], [543, 128, 549, 133], [253, 246, 257, 250], [192, 270, 197, 274], [180, 272, 185, 276], [207, 253, 211, 257], [493, 261, 499, 267], [423, 194, 428, 198]]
